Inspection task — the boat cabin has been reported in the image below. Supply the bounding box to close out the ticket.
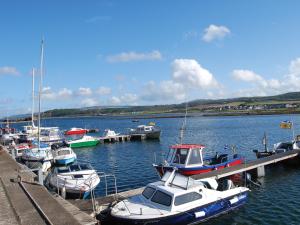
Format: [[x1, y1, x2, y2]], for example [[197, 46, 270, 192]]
[[166, 144, 206, 167], [136, 125, 154, 132], [54, 164, 94, 174]]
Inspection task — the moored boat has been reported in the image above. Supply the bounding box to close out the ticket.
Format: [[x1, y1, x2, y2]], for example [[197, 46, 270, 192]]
[[102, 129, 120, 138], [65, 127, 88, 135], [129, 124, 161, 139], [66, 135, 99, 148], [109, 170, 249, 225], [52, 144, 77, 165], [280, 120, 292, 129], [48, 163, 100, 199], [153, 144, 244, 177]]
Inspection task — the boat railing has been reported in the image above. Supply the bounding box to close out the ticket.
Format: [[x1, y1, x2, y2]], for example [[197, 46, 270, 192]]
[[89, 172, 117, 217]]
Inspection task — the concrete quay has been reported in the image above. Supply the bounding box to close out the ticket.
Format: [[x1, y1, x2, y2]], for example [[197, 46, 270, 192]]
[[0, 145, 97, 225]]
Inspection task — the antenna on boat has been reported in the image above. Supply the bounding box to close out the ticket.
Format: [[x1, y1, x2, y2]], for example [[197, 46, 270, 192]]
[[291, 116, 295, 141], [179, 100, 188, 144], [38, 38, 44, 150], [262, 132, 268, 152]]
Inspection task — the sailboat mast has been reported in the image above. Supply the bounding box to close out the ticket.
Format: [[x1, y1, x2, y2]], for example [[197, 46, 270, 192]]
[[31, 68, 35, 127], [179, 101, 188, 144], [38, 39, 44, 148]]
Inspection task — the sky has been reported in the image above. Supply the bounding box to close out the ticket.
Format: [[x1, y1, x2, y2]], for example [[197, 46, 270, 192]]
[[1, 0, 300, 116]]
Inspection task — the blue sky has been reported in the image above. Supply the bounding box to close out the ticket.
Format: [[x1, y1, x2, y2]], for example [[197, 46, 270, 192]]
[[1, 0, 300, 116]]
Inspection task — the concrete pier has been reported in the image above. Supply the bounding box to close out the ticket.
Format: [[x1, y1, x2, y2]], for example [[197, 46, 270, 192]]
[[0, 146, 97, 225], [98, 135, 131, 144]]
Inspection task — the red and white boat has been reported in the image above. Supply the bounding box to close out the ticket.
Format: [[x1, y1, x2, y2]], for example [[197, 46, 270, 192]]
[[153, 144, 244, 177], [65, 128, 88, 136]]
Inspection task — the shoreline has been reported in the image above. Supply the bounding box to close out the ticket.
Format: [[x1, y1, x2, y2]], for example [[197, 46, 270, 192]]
[[2, 110, 299, 124]]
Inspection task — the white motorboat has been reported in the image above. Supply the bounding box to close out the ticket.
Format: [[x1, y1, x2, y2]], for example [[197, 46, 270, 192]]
[[13, 143, 30, 159], [48, 163, 100, 199], [110, 170, 249, 225], [129, 123, 161, 139], [102, 129, 120, 138], [52, 144, 77, 165], [22, 142, 53, 162], [39, 127, 64, 144]]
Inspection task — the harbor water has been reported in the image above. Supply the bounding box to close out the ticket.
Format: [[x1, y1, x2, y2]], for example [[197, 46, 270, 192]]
[[14, 114, 300, 224]]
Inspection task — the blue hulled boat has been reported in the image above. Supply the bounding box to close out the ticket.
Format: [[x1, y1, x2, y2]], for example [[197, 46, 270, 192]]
[[110, 170, 249, 225]]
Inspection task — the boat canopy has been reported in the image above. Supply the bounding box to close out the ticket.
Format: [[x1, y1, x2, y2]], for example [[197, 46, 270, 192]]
[[166, 144, 205, 166]]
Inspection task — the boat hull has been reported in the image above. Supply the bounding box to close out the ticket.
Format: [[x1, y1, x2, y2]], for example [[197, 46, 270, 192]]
[[69, 140, 99, 148], [65, 130, 87, 135], [154, 158, 244, 177], [54, 157, 76, 165], [108, 192, 248, 225]]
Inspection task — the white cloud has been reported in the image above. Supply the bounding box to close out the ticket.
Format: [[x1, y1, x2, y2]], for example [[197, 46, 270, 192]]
[[202, 24, 230, 42], [141, 80, 186, 103], [109, 93, 138, 105], [0, 66, 20, 76], [81, 98, 99, 107], [58, 88, 73, 99], [106, 50, 162, 63], [96, 86, 111, 95], [122, 93, 138, 104], [172, 59, 219, 89], [110, 96, 121, 105], [289, 58, 300, 75], [42, 87, 56, 100], [42, 87, 74, 100], [232, 69, 268, 87], [77, 87, 92, 96]]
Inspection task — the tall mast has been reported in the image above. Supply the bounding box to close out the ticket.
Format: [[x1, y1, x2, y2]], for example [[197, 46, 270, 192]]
[[31, 68, 35, 127], [38, 39, 44, 149], [179, 101, 188, 144]]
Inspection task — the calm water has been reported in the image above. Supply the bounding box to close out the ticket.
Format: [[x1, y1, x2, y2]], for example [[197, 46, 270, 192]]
[[14, 114, 300, 224]]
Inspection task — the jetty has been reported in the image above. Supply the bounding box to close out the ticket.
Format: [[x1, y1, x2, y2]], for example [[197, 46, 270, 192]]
[[97, 133, 147, 144], [71, 149, 300, 215], [0, 146, 97, 225], [97, 134, 131, 144], [2, 142, 300, 224]]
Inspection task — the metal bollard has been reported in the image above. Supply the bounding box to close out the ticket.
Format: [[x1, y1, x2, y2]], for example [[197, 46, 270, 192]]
[[38, 168, 44, 185]]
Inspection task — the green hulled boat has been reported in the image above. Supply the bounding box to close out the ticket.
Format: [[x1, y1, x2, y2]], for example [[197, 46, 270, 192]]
[[66, 135, 99, 148]]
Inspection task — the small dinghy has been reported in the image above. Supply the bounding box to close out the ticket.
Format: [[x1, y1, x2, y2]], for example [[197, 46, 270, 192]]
[[48, 163, 100, 199], [51, 143, 77, 165], [110, 170, 249, 225], [153, 144, 244, 177]]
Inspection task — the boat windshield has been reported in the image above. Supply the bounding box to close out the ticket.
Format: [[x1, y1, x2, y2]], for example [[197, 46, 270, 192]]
[[70, 165, 81, 171], [79, 164, 93, 170], [57, 167, 70, 173], [142, 187, 156, 199], [187, 148, 202, 165], [150, 190, 172, 207], [57, 149, 70, 156], [172, 148, 188, 165]]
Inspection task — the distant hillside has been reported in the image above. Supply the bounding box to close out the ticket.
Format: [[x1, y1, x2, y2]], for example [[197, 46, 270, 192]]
[[186, 92, 300, 107], [37, 91, 300, 118]]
